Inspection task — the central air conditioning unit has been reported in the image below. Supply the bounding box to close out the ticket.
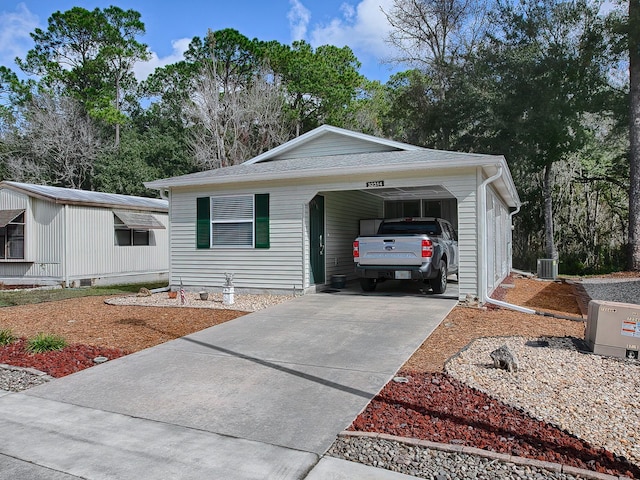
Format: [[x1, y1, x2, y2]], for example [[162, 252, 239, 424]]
[[537, 258, 558, 280], [586, 300, 640, 360]]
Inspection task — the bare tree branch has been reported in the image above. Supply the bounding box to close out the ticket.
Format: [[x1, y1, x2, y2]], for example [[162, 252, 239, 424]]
[[183, 60, 290, 170]]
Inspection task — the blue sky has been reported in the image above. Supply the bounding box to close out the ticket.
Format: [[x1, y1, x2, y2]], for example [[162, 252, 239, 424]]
[[0, 0, 403, 83]]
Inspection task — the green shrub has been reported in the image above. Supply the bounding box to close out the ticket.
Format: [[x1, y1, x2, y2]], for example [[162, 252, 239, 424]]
[[0, 328, 16, 346], [26, 333, 67, 353]]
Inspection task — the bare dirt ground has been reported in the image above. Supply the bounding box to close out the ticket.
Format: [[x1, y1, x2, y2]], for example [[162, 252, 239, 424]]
[[0, 275, 613, 369]]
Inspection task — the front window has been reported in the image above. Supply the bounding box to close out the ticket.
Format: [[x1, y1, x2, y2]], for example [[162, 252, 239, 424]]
[[0, 212, 25, 259], [211, 195, 254, 247]]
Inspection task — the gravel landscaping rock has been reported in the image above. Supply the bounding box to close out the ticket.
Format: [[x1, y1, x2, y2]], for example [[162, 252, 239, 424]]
[[580, 278, 640, 305], [106, 291, 296, 311], [329, 335, 640, 479], [329, 436, 587, 480], [446, 336, 640, 468], [0, 363, 53, 392]]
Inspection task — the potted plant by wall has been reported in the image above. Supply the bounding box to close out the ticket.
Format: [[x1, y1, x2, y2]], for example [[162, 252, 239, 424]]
[[168, 291, 177, 299]]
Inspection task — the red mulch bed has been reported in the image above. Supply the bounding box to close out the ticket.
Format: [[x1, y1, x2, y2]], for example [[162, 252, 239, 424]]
[[350, 371, 640, 479], [0, 338, 127, 378]]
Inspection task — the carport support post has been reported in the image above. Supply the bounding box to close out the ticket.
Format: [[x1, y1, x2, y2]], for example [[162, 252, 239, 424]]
[[478, 166, 503, 304]]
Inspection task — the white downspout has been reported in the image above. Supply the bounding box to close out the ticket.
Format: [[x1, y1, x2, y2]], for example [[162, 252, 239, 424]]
[[480, 171, 535, 314]]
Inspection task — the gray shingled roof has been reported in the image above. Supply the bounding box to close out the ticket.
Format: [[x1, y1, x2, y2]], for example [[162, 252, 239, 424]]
[[1, 182, 168, 212], [146, 149, 504, 189]]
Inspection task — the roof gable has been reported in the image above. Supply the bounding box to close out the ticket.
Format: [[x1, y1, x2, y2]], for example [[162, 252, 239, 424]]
[[245, 125, 422, 164]]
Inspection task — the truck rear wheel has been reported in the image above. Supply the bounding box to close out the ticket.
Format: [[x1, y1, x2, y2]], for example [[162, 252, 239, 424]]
[[430, 263, 447, 294], [360, 278, 377, 292]]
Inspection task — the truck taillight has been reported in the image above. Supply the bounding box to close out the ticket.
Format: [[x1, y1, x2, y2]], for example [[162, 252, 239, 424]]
[[353, 241, 359, 258], [421, 239, 433, 258]]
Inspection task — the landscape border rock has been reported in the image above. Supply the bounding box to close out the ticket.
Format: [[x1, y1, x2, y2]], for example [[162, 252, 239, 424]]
[[445, 336, 640, 468]]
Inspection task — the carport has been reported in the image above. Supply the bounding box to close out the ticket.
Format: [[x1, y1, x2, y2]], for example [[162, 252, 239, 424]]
[[146, 124, 520, 303]]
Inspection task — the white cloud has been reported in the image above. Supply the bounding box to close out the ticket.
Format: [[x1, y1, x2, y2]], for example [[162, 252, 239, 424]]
[[309, 0, 395, 59], [0, 3, 39, 69], [133, 37, 191, 81], [288, 0, 311, 42]]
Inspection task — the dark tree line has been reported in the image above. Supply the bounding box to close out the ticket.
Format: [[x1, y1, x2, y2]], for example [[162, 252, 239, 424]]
[[0, 1, 637, 273]]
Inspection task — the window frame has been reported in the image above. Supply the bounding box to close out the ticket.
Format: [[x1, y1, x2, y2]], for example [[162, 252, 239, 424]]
[[114, 214, 151, 247], [197, 194, 270, 249], [210, 194, 255, 248], [0, 212, 25, 260]]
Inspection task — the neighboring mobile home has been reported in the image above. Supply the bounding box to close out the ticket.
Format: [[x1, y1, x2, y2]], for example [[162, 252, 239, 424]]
[[145, 125, 521, 302], [0, 181, 168, 287]]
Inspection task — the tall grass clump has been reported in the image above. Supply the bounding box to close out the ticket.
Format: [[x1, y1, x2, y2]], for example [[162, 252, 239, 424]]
[[26, 333, 67, 353], [0, 328, 16, 345]]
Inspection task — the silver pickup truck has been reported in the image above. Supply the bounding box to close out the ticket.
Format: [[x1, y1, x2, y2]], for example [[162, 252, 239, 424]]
[[352, 217, 458, 293]]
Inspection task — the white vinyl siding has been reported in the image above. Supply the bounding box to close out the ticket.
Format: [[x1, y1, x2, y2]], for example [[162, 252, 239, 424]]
[[324, 191, 383, 281], [170, 186, 306, 292], [169, 169, 481, 299], [272, 132, 400, 160], [486, 187, 511, 295]]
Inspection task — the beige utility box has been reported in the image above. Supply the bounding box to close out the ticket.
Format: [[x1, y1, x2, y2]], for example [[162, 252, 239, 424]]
[[586, 300, 640, 360]]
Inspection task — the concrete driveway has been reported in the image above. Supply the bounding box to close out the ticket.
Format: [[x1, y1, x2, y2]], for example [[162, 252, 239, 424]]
[[0, 285, 457, 479]]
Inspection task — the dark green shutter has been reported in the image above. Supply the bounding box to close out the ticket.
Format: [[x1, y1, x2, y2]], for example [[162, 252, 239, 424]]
[[254, 194, 270, 249], [196, 197, 211, 249]]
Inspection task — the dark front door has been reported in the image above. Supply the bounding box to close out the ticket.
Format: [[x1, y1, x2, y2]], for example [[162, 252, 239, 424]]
[[309, 194, 325, 285]]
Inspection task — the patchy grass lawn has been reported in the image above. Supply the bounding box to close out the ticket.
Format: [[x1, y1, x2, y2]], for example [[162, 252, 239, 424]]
[[0, 282, 168, 307]]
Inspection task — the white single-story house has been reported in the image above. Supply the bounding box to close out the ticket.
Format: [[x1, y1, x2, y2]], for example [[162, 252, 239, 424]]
[[0, 181, 169, 287], [145, 125, 521, 302]]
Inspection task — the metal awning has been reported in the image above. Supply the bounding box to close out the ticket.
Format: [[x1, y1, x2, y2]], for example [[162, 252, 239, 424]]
[[113, 210, 165, 230], [0, 209, 25, 228]]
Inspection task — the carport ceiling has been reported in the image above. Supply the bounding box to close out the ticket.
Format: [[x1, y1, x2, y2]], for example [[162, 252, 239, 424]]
[[360, 185, 452, 200]]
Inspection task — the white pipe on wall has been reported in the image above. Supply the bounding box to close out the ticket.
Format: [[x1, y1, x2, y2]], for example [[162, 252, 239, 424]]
[[479, 167, 532, 314]]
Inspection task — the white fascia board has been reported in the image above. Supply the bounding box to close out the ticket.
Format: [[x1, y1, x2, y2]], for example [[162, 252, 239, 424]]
[[146, 157, 503, 190], [244, 125, 423, 165]]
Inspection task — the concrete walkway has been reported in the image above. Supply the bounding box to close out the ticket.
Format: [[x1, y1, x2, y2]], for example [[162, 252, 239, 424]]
[[0, 284, 457, 479]]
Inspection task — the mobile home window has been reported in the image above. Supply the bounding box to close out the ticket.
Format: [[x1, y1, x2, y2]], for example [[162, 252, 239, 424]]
[[0, 212, 25, 259], [197, 194, 269, 249], [114, 215, 150, 246]]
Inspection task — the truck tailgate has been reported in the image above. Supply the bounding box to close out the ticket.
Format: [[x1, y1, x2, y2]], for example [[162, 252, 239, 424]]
[[357, 236, 426, 266]]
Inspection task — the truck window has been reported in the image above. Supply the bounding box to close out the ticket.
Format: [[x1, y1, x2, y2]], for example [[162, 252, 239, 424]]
[[377, 221, 442, 235]]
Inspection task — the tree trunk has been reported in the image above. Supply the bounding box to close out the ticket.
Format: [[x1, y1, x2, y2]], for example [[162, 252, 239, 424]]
[[543, 163, 558, 260], [629, 0, 640, 270], [115, 74, 120, 148]]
